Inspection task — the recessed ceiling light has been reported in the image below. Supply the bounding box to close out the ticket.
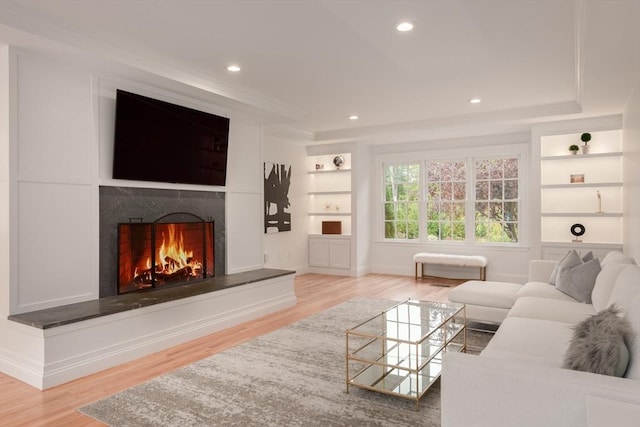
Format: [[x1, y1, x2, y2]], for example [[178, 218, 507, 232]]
[[227, 65, 241, 72], [397, 22, 414, 32], [349, 115, 359, 120], [469, 98, 482, 104]]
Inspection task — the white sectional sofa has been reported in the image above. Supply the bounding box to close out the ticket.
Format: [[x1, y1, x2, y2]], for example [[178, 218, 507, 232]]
[[442, 251, 640, 427]]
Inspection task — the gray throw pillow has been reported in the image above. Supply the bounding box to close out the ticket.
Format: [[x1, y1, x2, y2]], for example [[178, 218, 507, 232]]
[[556, 258, 601, 303], [563, 305, 633, 377], [549, 250, 594, 285]]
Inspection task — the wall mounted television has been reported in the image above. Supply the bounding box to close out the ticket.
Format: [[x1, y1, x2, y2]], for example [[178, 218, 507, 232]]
[[112, 89, 230, 186]]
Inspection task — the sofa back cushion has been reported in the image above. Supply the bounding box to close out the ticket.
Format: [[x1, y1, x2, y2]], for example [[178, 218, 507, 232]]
[[592, 263, 632, 312], [623, 292, 640, 380], [601, 251, 637, 267], [608, 265, 640, 313]]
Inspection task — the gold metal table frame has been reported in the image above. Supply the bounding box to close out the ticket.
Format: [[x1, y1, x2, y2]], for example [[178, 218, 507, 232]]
[[345, 299, 466, 407]]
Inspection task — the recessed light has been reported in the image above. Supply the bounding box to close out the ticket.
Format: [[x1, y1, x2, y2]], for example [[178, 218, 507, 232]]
[[469, 98, 482, 104], [227, 65, 241, 72], [397, 22, 414, 32], [349, 115, 359, 120]]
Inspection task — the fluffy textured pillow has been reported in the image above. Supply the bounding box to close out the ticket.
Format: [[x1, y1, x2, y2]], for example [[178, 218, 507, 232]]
[[563, 305, 633, 377], [556, 258, 602, 303], [549, 250, 594, 285]]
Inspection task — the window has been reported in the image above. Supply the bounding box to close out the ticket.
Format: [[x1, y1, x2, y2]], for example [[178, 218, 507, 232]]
[[474, 158, 519, 243], [381, 154, 520, 245], [384, 163, 419, 239], [426, 160, 466, 241]]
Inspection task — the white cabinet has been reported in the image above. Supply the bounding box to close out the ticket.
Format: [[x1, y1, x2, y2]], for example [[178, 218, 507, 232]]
[[309, 236, 351, 270], [540, 130, 623, 256]]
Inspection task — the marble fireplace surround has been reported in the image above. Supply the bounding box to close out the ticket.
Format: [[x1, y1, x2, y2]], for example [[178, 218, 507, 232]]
[[99, 186, 226, 297]]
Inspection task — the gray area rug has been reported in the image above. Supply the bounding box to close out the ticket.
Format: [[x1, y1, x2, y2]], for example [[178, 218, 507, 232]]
[[79, 298, 492, 426]]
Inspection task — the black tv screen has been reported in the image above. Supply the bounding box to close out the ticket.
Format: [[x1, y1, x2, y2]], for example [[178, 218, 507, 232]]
[[113, 89, 230, 186]]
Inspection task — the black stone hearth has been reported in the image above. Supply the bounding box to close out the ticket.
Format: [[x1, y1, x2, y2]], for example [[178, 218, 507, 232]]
[[99, 186, 225, 298], [9, 269, 294, 329]]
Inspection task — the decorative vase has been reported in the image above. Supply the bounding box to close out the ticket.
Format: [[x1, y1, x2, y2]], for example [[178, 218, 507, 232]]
[[570, 150, 578, 155], [582, 145, 590, 154]]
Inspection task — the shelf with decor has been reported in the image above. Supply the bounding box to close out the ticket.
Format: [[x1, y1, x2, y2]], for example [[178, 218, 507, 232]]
[[539, 129, 622, 251]]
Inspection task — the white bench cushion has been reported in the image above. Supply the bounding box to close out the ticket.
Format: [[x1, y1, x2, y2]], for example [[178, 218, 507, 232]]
[[413, 253, 487, 267]]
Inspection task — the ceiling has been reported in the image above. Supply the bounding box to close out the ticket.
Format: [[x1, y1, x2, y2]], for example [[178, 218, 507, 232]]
[[0, 0, 639, 143]]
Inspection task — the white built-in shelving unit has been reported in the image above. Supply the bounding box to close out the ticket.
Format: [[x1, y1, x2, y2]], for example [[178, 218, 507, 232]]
[[307, 152, 353, 274], [540, 129, 623, 259]]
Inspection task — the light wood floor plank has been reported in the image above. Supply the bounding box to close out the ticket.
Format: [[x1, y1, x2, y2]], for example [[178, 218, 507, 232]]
[[0, 273, 461, 426]]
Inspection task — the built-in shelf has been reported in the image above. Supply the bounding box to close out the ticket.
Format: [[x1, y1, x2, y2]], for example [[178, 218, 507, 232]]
[[308, 191, 352, 195], [308, 169, 351, 175], [540, 213, 622, 217], [308, 212, 351, 216], [539, 129, 623, 253], [541, 182, 622, 189], [541, 152, 623, 161]]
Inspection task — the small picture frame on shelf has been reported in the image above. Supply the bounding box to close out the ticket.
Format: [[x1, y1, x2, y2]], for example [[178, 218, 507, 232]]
[[570, 174, 585, 183], [315, 163, 324, 170]]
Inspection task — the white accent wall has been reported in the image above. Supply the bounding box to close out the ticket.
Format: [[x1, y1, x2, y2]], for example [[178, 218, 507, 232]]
[[0, 45, 270, 387], [623, 77, 640, 261], [262, 126, 310, 273]]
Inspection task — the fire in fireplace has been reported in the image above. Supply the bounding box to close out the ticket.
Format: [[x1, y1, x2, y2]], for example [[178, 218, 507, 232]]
[[117, 213, 214, 294]]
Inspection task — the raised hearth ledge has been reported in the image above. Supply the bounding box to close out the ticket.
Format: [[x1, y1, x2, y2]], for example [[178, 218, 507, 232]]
[[1, 269, 296, 390], [9, 269, 295, 329]]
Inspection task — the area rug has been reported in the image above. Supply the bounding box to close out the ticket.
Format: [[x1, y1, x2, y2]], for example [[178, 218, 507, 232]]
[[79, 298, 492, 426]]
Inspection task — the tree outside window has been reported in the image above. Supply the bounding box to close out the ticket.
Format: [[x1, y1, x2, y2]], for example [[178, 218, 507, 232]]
[[474, 158, 519, 243], [384, 163, 419, 239], [426, 161, 466, 241]]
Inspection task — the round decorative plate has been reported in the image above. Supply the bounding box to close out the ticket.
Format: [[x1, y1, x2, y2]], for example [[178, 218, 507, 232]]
[[570, 223, 585, 237]]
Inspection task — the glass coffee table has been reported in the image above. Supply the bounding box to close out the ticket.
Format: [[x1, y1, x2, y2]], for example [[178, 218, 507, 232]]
[[345, 299, 466, 406]]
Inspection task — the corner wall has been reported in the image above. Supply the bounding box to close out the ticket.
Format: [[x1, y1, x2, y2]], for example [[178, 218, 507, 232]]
[[262, 127, 310, 273], [623, 77, 640, 260]]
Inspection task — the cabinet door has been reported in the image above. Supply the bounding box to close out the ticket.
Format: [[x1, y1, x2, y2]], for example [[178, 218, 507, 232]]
[[309, 239, 330, 267], [329, 240, 351, 269]]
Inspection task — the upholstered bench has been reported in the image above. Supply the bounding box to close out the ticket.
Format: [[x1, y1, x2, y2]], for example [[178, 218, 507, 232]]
[[447, 280, 522, 324], [413, 253, 488, 281]]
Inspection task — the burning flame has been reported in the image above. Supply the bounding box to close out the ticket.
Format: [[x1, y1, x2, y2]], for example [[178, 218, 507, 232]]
[[132, 224, 202, 284], [158, 224, 194, 272]]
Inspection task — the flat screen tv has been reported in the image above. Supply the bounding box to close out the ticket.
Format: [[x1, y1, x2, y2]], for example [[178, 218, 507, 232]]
[[112, 89, 230, 186]]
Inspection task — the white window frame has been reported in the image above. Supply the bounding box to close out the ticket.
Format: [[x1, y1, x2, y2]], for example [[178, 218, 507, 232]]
[[375, 143, 529, 248]]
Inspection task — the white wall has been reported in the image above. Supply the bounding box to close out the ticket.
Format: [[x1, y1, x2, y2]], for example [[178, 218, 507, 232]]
[[262, 126, 310, 273], [623, 77, 640, 260], [1, 46, 266, 315], [369, 133, 533, 283]]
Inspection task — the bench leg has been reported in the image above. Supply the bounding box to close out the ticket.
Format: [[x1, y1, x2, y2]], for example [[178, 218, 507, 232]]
[[480, 266, 486, 281]]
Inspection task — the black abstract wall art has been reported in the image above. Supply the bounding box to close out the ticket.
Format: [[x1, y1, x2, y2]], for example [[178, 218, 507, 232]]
[[264, 162, 292, 233]]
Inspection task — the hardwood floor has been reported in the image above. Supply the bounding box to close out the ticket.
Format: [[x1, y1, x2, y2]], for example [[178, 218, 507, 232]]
[[0, 273, 462, 426]]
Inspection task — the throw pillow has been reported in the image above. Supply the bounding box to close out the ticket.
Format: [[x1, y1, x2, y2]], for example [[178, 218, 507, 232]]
[[556, 258, 601, 303], [549, 250, 593, 285], [563, 305, 633, 377]]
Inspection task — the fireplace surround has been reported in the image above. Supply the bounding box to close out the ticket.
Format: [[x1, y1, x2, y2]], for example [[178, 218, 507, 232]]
[[100, 186, 225, 297]]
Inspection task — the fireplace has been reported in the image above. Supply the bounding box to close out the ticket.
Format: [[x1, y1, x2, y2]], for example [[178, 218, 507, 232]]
[[117, 212, 214, 294]]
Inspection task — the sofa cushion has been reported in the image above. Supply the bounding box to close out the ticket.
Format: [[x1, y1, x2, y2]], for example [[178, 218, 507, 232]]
[[448, 280, 522, 309], [601, 251, 637, 267], [624, 293, 640, 380], [516, 282, 578, 302], [481, 317, 575, 367], [507, 297, 595, 324], [592, 262, 633, 312], [607, 265, 640, 313], [556, 258, 601, 303]]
